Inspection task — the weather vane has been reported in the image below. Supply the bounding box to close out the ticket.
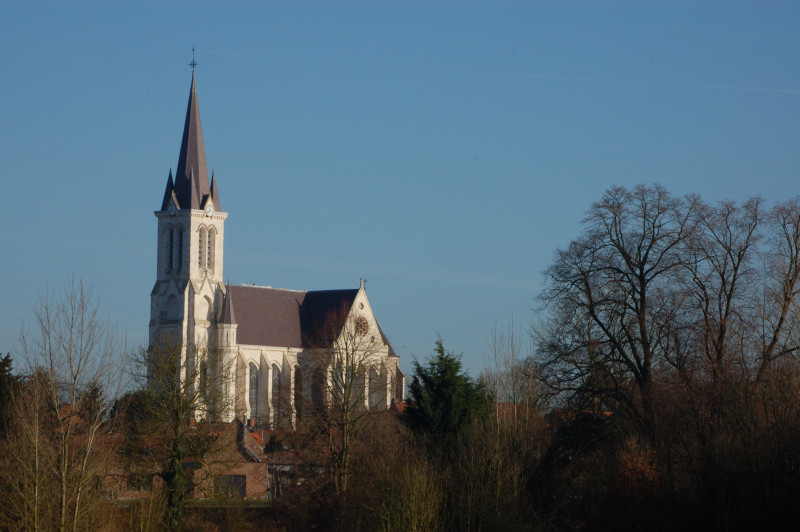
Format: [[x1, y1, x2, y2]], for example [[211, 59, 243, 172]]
[[189, 45, 197, 72]]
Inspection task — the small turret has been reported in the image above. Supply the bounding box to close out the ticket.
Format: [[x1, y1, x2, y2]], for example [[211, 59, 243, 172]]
[[161, 169, 176, 210], [221, 286, 236, 325], [210, 170, 221, 211]]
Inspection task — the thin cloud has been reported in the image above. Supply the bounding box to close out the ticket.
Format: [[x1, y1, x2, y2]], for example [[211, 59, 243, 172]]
[[235, 251, 538, 292]]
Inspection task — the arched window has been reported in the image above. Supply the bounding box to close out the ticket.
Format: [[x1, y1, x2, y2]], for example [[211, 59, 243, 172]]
[[271, 364, 282, 426], [294, 366, 303, 420], [311, 367, 326, 407], [353, 368, 366, 406], [198, 226, 207, 269], [271, 364, 281, 399], [174, 227, 183, 272], [199, 296, 213, 322], [207, 227, 216, 272], [331, 366, 345, 403], [249, 363, 259, 420], [166, 226, 173, 273], [369, 367, 381, 408], [199, 361, 208, 399]]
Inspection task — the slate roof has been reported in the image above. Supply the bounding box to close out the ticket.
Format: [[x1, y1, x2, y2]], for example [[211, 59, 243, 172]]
[[300, 289, 359, 347], [223, 285, 381, 350], [161, 72, 220, 211], [226, 286, 306, 348]]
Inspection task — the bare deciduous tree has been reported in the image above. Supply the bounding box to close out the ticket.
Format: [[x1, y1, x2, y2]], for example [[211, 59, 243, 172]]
[[535, 187, 800, 500], [536, 185, 697, 433], [125, 336, 235, 532], [1, 279, 124, 531], [298, 308, 391, 496], [482, 318, 541, 430], [0, 370, 56, 530], [756, 198, 800, 379], [481, 319, 543, 521], [680, 198, 762, 385]]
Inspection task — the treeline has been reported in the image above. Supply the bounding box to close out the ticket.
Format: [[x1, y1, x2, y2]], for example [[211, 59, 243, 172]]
[[291, 185, 800, 530], [532, 185, 800, 530], [5, 185, 800, 531]]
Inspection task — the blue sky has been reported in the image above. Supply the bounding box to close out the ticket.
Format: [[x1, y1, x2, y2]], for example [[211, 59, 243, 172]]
[[2, 2, 799, 378]]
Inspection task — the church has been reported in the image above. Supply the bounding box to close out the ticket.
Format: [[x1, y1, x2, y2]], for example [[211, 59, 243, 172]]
[[149, 72, 404, 428]]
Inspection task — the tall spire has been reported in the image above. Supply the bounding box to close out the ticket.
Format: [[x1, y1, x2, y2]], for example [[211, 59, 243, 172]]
[[173, 71, 211, 210]]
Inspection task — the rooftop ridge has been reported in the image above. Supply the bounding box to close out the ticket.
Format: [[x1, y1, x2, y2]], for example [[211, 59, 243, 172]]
[[235, 284, 307, 293], [306, 288, 359, 294]]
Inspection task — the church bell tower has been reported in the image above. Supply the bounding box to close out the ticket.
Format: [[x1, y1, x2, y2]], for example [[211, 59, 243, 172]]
[[149, 71, 227, 374]]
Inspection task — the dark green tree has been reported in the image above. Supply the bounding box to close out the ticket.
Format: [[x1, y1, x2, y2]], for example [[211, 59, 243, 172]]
[[404, 339, 489, 453], [0, 353, 20, 435], [76, 379, 105, 428]]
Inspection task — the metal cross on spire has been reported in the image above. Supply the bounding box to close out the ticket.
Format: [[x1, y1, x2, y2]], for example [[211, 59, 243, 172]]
[[189, 45, 198, 71]]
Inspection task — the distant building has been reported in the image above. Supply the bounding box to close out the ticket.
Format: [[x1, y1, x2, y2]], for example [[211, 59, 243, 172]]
[[111, 421, 270, 500], [149, 72, 404, 426]]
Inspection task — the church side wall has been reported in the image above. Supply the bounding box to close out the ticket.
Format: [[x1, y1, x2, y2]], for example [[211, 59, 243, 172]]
[[237, 345, 302, 429]]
